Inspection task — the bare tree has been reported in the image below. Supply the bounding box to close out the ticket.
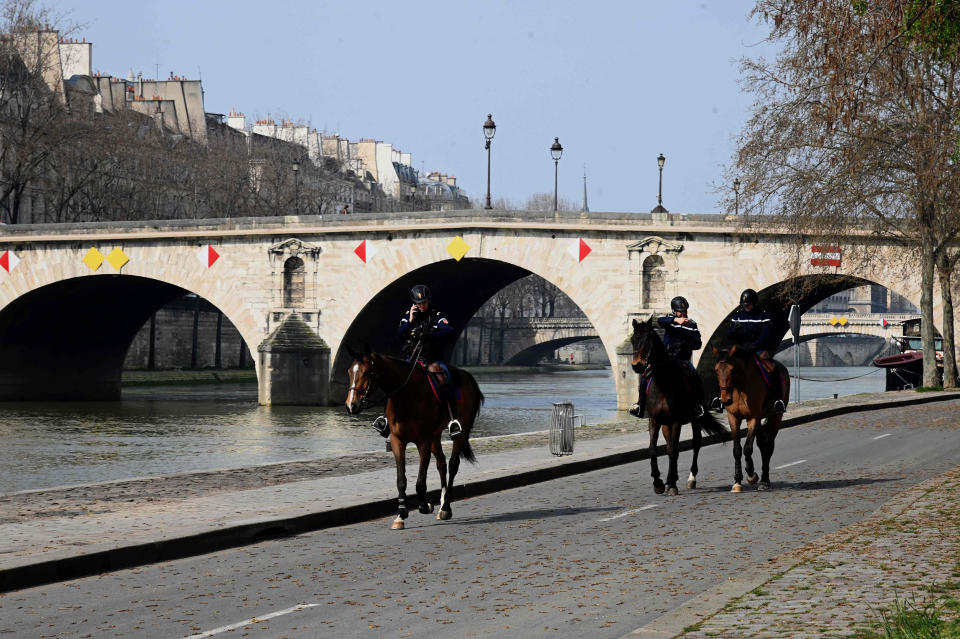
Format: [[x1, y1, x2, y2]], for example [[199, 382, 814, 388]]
[[732, 0, 960, 387]]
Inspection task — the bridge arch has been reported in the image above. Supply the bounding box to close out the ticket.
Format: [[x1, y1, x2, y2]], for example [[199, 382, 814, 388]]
[[504, 335, 602, 366], [694, 273, 924, 394], [0, 259, 262, 401], [330, 256, 620, 402]]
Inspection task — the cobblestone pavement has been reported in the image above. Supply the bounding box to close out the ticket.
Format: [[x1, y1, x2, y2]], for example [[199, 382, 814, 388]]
[[664, 462, 960, 638]]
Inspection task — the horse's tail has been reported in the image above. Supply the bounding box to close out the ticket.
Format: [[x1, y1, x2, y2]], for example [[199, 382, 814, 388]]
[[693, 411, 730, 443], [456, 371, 484, 465]]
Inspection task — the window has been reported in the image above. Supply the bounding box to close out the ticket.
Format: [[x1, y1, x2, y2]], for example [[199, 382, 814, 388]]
[[283, 257, 305, 307], [642, 254, 666, 309]]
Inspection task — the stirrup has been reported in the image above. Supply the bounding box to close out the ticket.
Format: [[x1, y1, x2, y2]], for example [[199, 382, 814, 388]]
[[372, 415, 389, 438], [628, 403, 642, 417], [448, 419, 463, 439], [710, 397, 723, 413], [773, 399, 786, 414], [694, 404, 706, 418]]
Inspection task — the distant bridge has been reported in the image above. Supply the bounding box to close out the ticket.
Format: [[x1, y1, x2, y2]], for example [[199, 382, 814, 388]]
[[460, 316, 598, 365], [777, 313, 919, 349]]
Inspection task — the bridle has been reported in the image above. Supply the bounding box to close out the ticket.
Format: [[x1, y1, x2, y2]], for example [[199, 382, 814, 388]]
[[349, 342, 424, 410]]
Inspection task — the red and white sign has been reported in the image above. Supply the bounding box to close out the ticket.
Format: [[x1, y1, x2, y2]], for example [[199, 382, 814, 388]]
[[197, 245, 220, 268], [566, 238, 592, 263], [811, 245, 841, 267], [880, 318, 889, 328], [354, 240, 377, 263], [0, 250, 19, 272]]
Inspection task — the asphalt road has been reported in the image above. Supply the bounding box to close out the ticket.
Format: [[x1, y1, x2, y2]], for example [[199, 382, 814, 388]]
[[4, 400, 960, 639]]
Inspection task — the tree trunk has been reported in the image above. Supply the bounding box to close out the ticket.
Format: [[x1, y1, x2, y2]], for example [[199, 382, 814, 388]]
[[936, 249, 958, 388], [476, 320, 484, 365], [920, 235, 939, 387]]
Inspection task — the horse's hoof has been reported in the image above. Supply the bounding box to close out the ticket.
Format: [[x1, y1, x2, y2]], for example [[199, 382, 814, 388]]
[[731, 483, 743, 493], [437, 509, 452, 521], [686, 479, 697, 489], [391, 518, 405, 530], [747, 473, 759, 485], [758, 481, 771, 491], [419, 503, 434, 514], [653, 483, 665, 495], [667, 486, 679, 496]]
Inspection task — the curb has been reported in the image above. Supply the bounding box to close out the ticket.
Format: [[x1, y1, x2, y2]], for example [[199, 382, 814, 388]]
[[3, 391, 959, 594]]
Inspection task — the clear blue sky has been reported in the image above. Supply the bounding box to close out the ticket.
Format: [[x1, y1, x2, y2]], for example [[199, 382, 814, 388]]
[[53, 1, 773, 213]]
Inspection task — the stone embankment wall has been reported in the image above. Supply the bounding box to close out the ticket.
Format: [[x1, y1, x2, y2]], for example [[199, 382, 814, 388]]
[[775, 336, 898, 367], [123, 295, 252, 370]]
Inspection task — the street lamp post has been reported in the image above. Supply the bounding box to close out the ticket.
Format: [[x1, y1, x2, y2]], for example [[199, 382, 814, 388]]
[[651, 153, 668, 213], [292, 158, 301, 214], [550, 137, 563, 212], [483, 114, 496, 209], [733, 177, 741, 215]]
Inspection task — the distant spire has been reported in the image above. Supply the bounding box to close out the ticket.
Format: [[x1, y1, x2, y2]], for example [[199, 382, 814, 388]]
[[581, 164, 589, 212]]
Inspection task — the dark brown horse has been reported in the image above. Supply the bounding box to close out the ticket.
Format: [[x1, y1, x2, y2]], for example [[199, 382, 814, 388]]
[[345, 346, 483, 529], [712, 345, 789, 492], [631, 318, 729, 495]]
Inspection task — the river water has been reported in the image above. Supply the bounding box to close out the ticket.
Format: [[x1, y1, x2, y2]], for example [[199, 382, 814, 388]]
[[0, 366, 886, 493]]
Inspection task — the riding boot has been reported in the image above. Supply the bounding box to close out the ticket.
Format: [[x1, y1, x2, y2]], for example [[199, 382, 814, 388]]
[[760, 354, 786, 414], [629, 389, 646, 418], [371, 415, 389, 438]]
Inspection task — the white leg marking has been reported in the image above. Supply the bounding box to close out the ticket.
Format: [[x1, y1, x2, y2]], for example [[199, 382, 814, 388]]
[[440, 487, 447, 505], [599, 504, 658, 522], [184, 603, 319, 638], [774, 459, 807, 470], [872, 433, 892, 440], [688, 471, 696, 482]]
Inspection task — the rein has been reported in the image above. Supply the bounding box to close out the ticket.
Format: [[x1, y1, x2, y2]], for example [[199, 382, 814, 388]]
[[353, 342, 423, 409]]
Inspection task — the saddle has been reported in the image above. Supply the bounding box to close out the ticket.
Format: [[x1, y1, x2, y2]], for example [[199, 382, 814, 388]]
[[419, 361, 462, 403]]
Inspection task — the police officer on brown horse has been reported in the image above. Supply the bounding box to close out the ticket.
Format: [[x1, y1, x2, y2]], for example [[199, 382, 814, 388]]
[[370, 284, 463, 439]]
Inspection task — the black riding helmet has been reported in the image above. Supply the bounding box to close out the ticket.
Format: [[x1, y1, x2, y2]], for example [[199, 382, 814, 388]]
[[740, 288, 759, 306], [410, 284, 432, 304], [670, 296, 689, 312]]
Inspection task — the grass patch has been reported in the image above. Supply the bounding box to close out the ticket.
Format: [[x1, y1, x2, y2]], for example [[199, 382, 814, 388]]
[[915, 386, 946, 393], [856, 594, 960, 638]]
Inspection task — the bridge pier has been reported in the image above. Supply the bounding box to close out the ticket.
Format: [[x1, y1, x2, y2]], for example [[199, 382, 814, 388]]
[[257, 315, 330, 405]]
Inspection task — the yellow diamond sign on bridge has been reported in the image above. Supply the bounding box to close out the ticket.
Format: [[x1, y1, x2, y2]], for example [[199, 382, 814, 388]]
[[446, 236, 470, 261], [106, 247, 129, 270], [82, 247, 104, 271]]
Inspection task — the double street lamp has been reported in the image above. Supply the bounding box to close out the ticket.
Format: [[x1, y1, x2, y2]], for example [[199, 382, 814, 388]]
[[550, 137, 563, 212], [483, 114, 496, 209], [651, 152, 668, 213]]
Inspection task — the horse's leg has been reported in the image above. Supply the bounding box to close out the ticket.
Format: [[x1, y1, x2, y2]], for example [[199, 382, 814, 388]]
[[664, 422, 680, 496], [743, 417, 760, 485], [728, 414, 745, 492], [440, 438, 462, 521], [414, 441, 434, 514], [432, 438, 449, 517], [390, 436, 408, 530], [757, 415, 782, 491], [648, 417, 664, 494], [687, 423, 702, 489]]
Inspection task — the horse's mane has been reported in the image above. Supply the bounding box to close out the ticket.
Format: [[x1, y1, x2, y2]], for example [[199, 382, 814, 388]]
[[632, 319, 668, 364]]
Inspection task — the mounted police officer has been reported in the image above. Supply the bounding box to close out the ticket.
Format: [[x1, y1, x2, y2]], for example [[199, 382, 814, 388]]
[[629, 296, 707, 419], [371, 284, 463, 439], [718, 288, 786, 413]]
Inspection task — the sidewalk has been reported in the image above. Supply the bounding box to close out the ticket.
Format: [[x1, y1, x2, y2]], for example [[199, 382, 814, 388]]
[[629, 457, 960, 638], [1, 389, 958, 598]]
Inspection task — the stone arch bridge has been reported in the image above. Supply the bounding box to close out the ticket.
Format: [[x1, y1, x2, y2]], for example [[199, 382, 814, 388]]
[[0, 210, 935, 408], [463, 316, 598, 366]]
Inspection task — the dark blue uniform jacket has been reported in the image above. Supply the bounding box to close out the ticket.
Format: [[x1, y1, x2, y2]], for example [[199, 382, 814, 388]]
[[726, 308, 773, 352], [656, 315, 702, 362], [397, 307, 452, 363]]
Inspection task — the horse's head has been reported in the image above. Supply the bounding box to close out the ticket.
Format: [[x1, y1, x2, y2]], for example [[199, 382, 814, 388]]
[[345, 344, 376, 415], [712, 345, 738, 407], [631, 317, 659, 373]]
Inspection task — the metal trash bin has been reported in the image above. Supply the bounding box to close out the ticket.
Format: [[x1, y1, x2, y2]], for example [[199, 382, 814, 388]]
[[550, 402, 576, 456]]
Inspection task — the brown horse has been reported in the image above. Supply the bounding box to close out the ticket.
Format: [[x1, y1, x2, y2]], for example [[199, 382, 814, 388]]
[[712, 345, 789, 492], [345, 346, 483, 529], [631, 318, 729, 495]]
